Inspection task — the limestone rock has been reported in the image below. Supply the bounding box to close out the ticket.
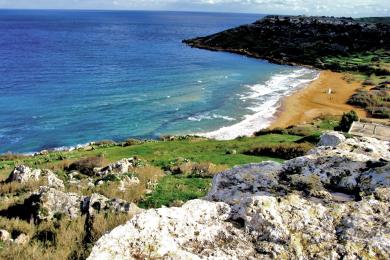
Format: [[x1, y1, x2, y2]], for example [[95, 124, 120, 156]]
[[89, 134, 390, 259], [88, 200, 256, 260], [0, 229, 10, 242], [85, 193, 141, 216], [317, 131, 346, 147], [27, 187, 141, 221], [6, 165, 41, 183], [6, 166, 64, 189], [31, 187, 83, 220], [98, 158, 143, 176], [45, 170, 65, 190], [13, 233, 29, 245]]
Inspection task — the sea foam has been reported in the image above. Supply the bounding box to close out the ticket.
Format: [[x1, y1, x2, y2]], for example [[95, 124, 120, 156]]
[[198, 68, 320, 140]]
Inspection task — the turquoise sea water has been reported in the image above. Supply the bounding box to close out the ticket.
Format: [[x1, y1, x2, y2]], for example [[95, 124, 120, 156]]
[[0, 10, 318, 153]]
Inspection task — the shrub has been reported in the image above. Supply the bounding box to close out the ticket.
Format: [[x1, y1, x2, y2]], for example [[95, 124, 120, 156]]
[[370, 106, 390, 118], [254, 127, 287, 136], [65, 156, 108, 176], [337, 110, 359, 132], [187, 163, 228, 178], [121, 138, 144, 147], [244, 143, 313, 160], [164, 159, 227, 178], [285, 126, 316, 136], [93, 140, 117, 147], [254, 126, 316, 137], [348, 88, 390, 118]]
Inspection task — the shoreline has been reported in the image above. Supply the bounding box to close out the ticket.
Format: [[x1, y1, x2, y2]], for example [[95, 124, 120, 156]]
[[2, 68, 321, 155], [270, 70, 367, 128], [0, 70, 366, 156], [196, 67, 319, 140]]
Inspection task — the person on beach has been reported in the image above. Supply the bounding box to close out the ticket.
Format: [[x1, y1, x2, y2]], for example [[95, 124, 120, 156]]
[[328, 88, 332, 100]]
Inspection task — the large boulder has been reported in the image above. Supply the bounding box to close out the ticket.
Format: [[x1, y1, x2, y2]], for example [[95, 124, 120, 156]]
[[6, 165, 41, 183], [97, 158, 143, 176], [88, 200, 256, 259], [44, 170, 65, 190], [26, 187, 141, 221], [84, 193, 142, 216], [6, 166, 64, 189], [0, 229, 10, 242], [317, 131, 346, 147], [31, 187, 83, 220], [89, 134, 390, 259]]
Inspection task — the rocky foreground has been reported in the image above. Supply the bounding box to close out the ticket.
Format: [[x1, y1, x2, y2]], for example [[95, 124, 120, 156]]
[[184, 16, 390, 74], [88, 132, 390, 259]]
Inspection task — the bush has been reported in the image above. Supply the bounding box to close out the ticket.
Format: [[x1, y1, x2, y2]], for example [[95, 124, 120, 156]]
[[164, 159, 227, 178], [348, 88, 390, 118], [370, 106, 390, 118], [65, 156, 108, 176], [254, 126, 316, 137], [254, 128, 287, 136], [337, 110, 359, 132], [285, 126, 316, 136], [93, 140, 117, 147], [121, 138, 144, 147], [244, 143, 313, 160]]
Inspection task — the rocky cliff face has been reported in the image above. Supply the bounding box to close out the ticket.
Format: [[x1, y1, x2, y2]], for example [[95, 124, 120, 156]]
[[184, 16, 390, 74], [88, 132, 390, 259]]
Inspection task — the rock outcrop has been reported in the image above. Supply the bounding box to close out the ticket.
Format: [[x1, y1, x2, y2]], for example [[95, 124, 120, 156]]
[[184, 16, 390, 74], [317, 131, 346, 147], [6, 165, 42, 183], [26, 187, 141, 221], [6, 165, 64, 189], [97, 157, 144, 176], [89, 133, 390, 259], [0, 229, 29, 245]]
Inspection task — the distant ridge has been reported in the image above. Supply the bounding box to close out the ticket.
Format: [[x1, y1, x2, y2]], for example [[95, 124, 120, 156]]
[[184, 15, 390, 74]]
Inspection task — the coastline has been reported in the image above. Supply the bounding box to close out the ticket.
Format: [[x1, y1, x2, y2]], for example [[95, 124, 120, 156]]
[[3, 70, 363, 156], [197, 67, 319, 140], [270, 70, 367, 128]]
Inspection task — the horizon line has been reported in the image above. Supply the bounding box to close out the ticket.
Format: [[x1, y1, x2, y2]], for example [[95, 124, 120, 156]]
[[0, 8, 386, 18]]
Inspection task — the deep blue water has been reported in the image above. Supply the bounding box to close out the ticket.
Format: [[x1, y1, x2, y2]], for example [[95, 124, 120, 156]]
[[0, 10, 318, 153]]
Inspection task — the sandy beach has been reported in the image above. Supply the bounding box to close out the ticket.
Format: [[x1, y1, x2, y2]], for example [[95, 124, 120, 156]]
[[271, 70, 367, 128]]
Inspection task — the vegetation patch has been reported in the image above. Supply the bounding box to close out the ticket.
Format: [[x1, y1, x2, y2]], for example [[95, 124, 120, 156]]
[[139, 175, 211, 208], [321, 50, 390, 75], [348, 87, 390, 118], [65, 156, 108, 176], [243, 143, 314, 160]]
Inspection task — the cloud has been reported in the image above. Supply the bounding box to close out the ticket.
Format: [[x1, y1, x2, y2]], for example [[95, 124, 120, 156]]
[[0, 0, 388, 17]]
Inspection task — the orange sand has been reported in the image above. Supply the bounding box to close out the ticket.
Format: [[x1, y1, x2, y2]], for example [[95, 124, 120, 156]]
[[271, 70, 367, 128]]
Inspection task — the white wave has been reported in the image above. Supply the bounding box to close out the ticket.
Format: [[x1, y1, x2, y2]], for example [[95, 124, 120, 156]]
[[188, 113, 235, 122], [198, 68, 320, 140]]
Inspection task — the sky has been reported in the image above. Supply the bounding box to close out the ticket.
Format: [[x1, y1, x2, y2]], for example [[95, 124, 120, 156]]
[[0, 0, 388, 17]]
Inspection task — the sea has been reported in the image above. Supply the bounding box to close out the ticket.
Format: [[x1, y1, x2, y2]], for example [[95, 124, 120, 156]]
[[0, 10, 319, 153]]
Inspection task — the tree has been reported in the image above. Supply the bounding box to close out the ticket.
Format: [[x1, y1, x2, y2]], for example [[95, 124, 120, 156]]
[[338, 110, 359, 132]]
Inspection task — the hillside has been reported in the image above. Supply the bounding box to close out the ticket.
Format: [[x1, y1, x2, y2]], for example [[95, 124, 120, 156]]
[[184, 15, 390, 75], [90, 132, 390, 259]]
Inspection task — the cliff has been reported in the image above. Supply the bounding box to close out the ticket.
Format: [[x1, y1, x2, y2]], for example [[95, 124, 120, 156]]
[[183, 16, 390, 74]]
